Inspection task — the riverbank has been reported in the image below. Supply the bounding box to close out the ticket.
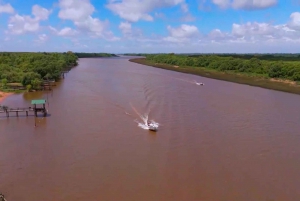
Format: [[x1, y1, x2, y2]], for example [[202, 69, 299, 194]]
[[0, 91, 13, 104], [129, 58, 300, 95]]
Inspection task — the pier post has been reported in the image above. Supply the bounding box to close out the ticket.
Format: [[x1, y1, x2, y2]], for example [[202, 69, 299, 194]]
[[26, 111, 28, 116], [34, 104, 37, 117], [16, 111, 18, 117]]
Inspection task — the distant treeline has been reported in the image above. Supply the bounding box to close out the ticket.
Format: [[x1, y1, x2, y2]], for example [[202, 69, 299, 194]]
[[75, 52, 117, 58], [189, 54, 300, 61], [0, 51, 78, 91], [123, 53, 147, 56], [125, 53, 300, 61], [146, 54, 300, 81]]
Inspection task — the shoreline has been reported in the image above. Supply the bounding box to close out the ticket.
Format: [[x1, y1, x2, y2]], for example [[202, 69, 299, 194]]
[[0, 91, 13, 104], [129, 58, 300, 95]]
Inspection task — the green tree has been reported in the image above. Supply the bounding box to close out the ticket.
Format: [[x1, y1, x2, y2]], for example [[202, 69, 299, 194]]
[[22, 72, 41, 86], [26, 84, 32, 92], [31, 78, 42, 89], [1, 78, 7, 88]]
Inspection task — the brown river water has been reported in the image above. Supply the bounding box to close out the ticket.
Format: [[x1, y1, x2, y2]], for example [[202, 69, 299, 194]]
[[1, 56, 300, 201]]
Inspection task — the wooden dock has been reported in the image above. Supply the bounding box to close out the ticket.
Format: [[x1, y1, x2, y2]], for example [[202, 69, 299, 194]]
[[41, 80, 56, 91], [0, 107, 34, 117], [0, 99, 48, 117]]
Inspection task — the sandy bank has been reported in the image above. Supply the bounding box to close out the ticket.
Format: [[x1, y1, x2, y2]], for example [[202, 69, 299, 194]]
[[0, 91, 13, 104]]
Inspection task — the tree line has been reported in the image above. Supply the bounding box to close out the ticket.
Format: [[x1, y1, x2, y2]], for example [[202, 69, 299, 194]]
[[74, 52, 117, 58], [189, 54, 300, 61], [0, 51, 78, 91], [146, 54, 300, 81]]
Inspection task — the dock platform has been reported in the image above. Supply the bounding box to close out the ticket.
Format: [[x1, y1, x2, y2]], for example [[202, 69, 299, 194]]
[[0, 99, 48, 117]]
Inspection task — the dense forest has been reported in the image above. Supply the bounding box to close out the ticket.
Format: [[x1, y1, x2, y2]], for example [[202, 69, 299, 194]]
[[75, 52, 117, 58], [188, 54, 300, 61], [145, 54, 300, 81], [0, 51, 78, 91]]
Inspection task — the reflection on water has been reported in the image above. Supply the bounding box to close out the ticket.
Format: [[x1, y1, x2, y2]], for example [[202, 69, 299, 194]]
[[1, 57, 300, 201]]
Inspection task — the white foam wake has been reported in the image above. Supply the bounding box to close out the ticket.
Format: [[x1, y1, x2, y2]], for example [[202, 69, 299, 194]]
[[134, 113, 159, 130]]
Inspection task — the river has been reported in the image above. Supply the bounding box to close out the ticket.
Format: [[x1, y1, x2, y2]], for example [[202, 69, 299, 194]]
[[1, 57, 300, 201]]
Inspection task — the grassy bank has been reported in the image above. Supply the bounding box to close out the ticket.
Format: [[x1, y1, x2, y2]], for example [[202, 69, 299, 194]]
[[129, 58, 300, 95]]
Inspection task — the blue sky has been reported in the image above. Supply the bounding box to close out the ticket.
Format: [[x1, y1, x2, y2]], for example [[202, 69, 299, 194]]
[[0, 0, 300, 53]]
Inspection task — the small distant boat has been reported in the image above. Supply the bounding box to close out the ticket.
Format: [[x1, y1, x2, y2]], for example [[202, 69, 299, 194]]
[[147, 122, 158, 132], [194, 81, 204, 86]]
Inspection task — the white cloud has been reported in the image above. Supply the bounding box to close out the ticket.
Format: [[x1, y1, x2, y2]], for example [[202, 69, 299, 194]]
[[119, 22, 132, 35], [106, 0, 186, 22], [212, 0, 277, 10], [74, 16, 108, 36], [57, 0, 118, 41], [58, 27, 78, 36], [208, 20, 300, 44], [288, 12, 300, 30], [164, 24, 200, 42], [0, 3, 14, 14], [8, 15, 40, 34], [49, 26, 78, 36], [35, 34, 48, 43], [232, 22, 275, 37], [212, 0, 230, 8], [208, 29, 232, 42], [118, 21, 144, 41], [6, 5, 51, 34], [58, 0, 94, 21], [32, 5, 52, 20]]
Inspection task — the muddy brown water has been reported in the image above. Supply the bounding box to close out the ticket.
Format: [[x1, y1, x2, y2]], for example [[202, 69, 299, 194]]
[[1, 57, 300, 201]]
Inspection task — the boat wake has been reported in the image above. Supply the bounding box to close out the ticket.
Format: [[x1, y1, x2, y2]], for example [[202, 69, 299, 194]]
[[134, 113, 159, 130], [130, 103, 159, 131]]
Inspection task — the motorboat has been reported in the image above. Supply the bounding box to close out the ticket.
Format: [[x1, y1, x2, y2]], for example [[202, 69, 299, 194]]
[[147, 122, 158, 132], [194, 81, 204, 86]]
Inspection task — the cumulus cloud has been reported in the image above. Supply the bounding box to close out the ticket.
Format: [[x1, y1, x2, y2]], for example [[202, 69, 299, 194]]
[[208, 29, 232, 42], [232, 22, 275, 37], [118, 21, 144, 41], [57, 0, 119, 41], [49, 26, 78, 36], [7, 5, 51, 34], [212, 0, 230, 8], [119, 22, 132, 35], [287, 12, 300, 30], [0, 3, 14, 14], [212, 0, 277, 10], [32, 5, 52, 20], [106, 0, 186, 22], [35, 34, 48, 43], [164, 24, 200, 42], [208, 19, 300, 44], [58, 0, 94, 21], [160, 11, 300, 46]]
